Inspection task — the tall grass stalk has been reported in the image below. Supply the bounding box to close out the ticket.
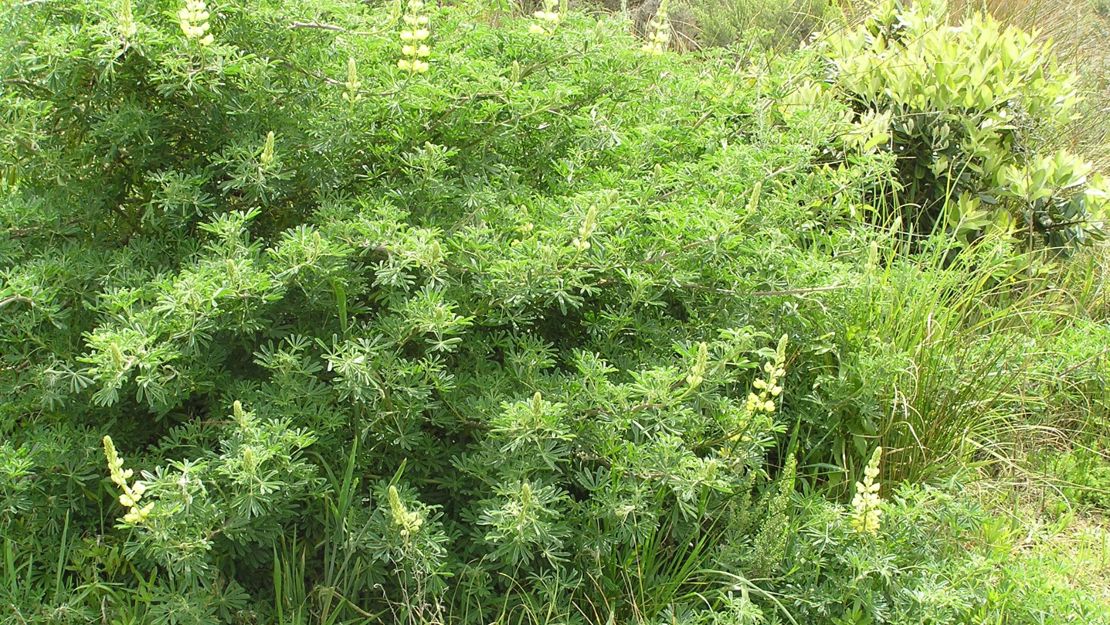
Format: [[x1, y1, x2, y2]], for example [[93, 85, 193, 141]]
[[822, 217, 1086, 485]]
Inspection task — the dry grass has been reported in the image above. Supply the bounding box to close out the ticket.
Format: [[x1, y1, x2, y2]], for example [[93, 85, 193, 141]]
[[965, 471, 1110, 608]]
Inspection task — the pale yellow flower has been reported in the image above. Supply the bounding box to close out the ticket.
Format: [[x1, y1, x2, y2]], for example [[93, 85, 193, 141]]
[[178, 0, 214, 45], [399, 0, 432, 75], [103, 435, 152, 524], [744, 336, 788, 414], [850, 447, 884, 535], [531, 0, 560, 34], [118, 0, 138, 38]]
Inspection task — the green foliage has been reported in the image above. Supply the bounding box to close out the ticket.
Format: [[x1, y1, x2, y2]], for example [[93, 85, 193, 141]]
[[779, 481, 1110, 624], [689, 0, 834, 50], [1041, 446, 1110, 511], [2, 0, 1108, 623], [0, 0, 865, 621], [818, 0, 1109, 247]]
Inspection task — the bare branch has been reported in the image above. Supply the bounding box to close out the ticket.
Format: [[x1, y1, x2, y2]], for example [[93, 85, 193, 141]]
[[0, 295, 33, 309], [289, 21, 347, 32]]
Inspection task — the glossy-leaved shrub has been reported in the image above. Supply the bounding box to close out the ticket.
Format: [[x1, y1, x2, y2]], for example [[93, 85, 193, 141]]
[[817, 0, 1108, 247]]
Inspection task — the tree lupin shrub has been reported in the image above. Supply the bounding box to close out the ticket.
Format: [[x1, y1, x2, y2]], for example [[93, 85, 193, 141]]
[[2, 0, 888, 622]]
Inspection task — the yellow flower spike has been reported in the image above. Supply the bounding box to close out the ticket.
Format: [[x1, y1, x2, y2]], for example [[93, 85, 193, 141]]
[[686, 342, 708, 389], [745, 392, 760, 410], [531, 0, 560, 34], [398, 0, 431, 73], [260, 131, 275, 167], [103, 435, 151, 526], [573, 203, 599, 251], [178, 0, 214, 45], [388, 485, 424, 539], [232, 399, 250, 428], [741, 338, 789, 415], [118, 0, 138, 39], [642, 0, 672, 54], [347, 57, 359, 83], [850, 447, 884, 535], [344, 57, 362, 102]]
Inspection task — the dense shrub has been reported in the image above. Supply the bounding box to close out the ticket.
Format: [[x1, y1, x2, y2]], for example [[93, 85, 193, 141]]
[[0, 0, 886, 621], [951, 0, 1110, 168], [2, 1, 1108, 623], [817, 0, 1109, 247]]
